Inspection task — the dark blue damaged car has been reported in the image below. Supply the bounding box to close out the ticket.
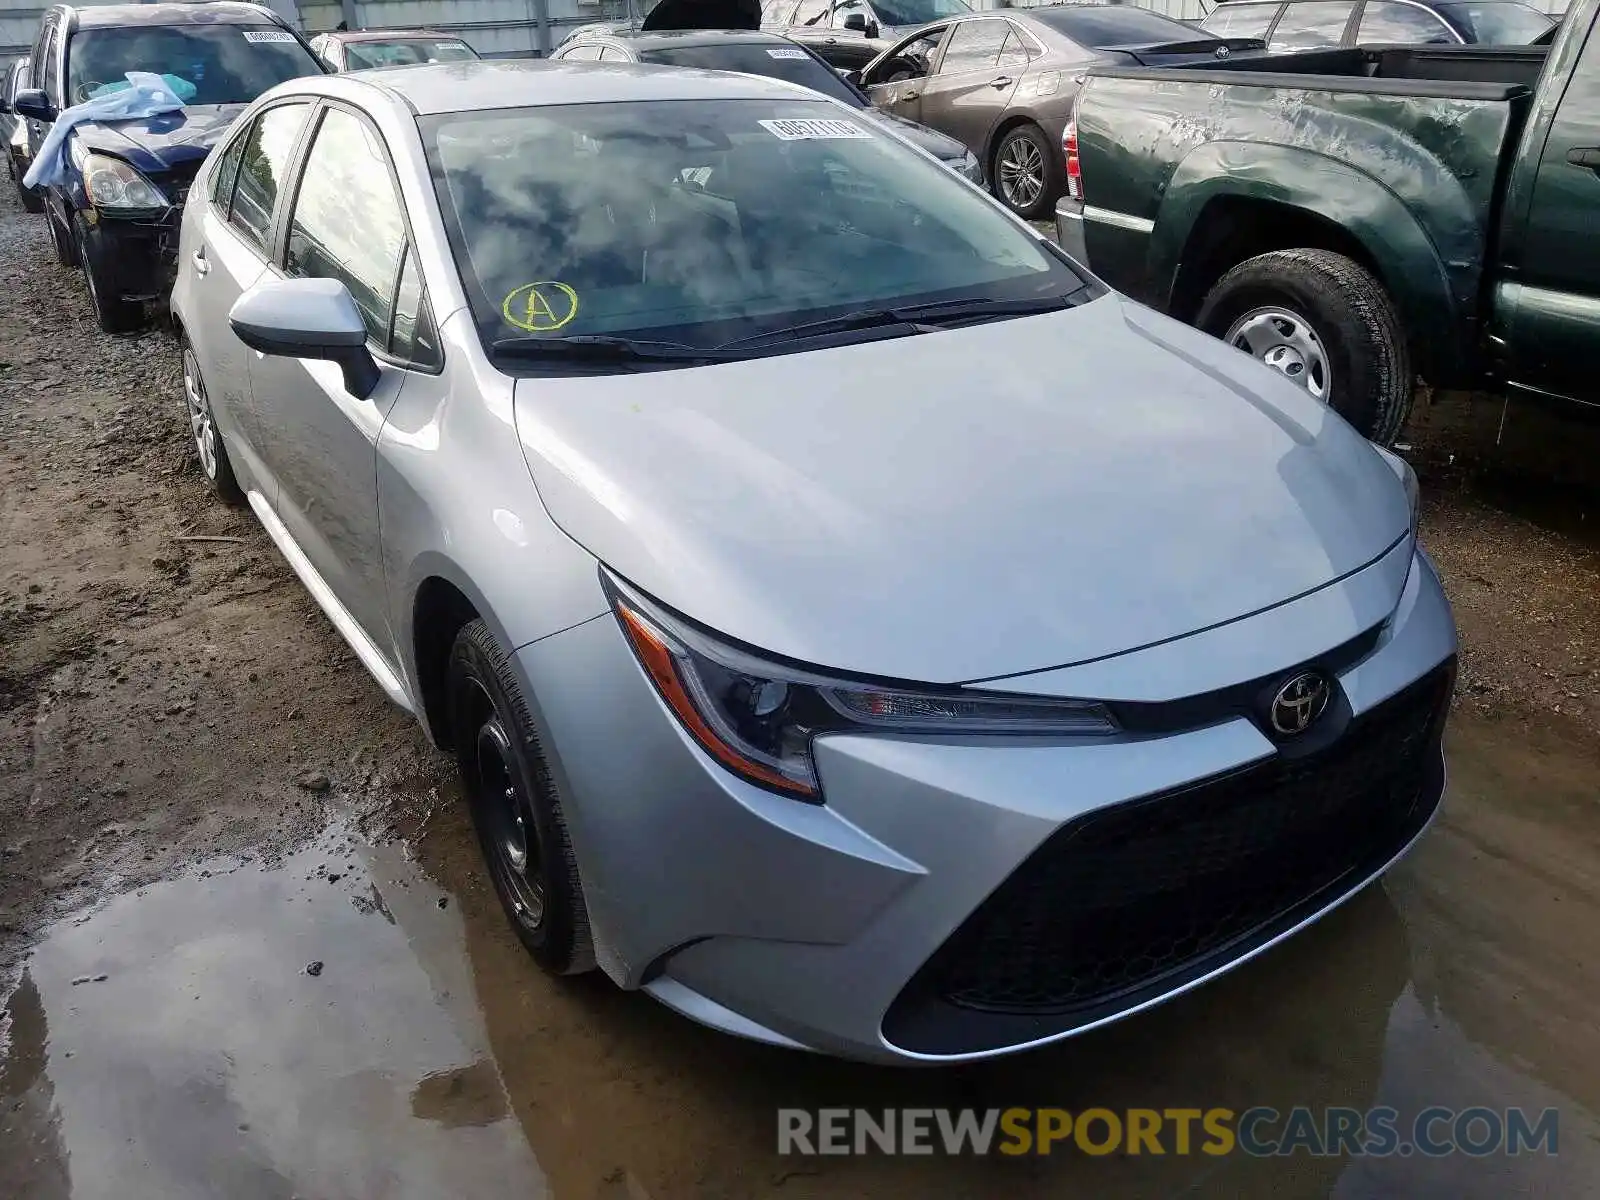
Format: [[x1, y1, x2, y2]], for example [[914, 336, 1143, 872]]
[[12, 3, 325, 331]]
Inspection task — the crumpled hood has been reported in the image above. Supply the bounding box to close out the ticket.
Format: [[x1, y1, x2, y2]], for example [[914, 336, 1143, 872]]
[[71, 103, 246, 177], [513, 295, 1410, 683], [860, 106, 968, 162], [641, 0, 761, 31]]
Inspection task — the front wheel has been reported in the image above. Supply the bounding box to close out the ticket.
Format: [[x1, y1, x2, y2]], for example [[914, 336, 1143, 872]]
[[991, 124, 1059, 221], [74, 214, 145, 334], [180, 336, 244, 505], [47, 206, 77, 266], [1197, 248, 1412, 445], [449, 619, 595, 976]]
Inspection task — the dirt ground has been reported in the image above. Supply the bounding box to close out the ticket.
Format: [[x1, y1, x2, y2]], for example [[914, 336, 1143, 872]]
[[2, 182, 1600, 1198]]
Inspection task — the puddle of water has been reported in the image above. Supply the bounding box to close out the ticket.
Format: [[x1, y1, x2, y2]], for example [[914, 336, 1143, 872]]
[[0, 823, 545, 1200], [3, 712, 1599, 1199]]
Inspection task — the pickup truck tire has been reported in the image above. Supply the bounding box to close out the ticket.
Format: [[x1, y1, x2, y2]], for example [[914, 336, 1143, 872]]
[[1197, 249, 1411, 445], [991, 124, 1059, 221]]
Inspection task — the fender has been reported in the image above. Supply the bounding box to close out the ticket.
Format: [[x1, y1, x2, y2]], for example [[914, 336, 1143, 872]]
[[1154, 141, 1482, 383]]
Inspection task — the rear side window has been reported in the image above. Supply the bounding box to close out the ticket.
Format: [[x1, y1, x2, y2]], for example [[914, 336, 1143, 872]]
[[998, 28, 1035, 66], [1269, 0, 1357, 49], [229, 101, 312, 253], [1202, 3, 1283, 39], [1030, 5, 1213, 47], [1356, 1, 1458, 42], [938, 20, 1009, 73], [762, 0, 798, 22], [285, 107, 407, 343], [209, 127, 247, 208]]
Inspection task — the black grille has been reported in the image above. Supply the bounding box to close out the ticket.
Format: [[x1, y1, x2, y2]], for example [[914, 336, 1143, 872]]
[[886, 664, 1452, 1051]]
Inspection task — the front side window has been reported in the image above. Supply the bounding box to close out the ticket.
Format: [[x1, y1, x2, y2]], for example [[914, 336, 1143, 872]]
[[793, 0, 831, 25], [390, 246, 441, 367], [1268, 0, 1357, 49], [1201, 2, 1282, 39], [63, 23, 322, 107], [762, 0, 798, 23], [424, 98, 1086, 366], [286, 107, 407, 343], [209, 126, 247, 208], [43, 26, 61, 101], [229, 101, 312, 253], [938, 19, 1010, 73], [343, 37, 480, 69], [1356, 1, 1458, 42], [830, 0, 873, 29]]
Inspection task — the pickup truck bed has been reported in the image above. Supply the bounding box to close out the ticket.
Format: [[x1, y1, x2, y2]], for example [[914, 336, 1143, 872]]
[[1058, 16, 1600, 444]]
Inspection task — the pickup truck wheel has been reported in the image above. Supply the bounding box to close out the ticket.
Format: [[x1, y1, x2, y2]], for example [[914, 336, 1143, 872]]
[[1197, 249, 1411, 445], [449, 619, 596, 977], [992, 124, 1059, 221]]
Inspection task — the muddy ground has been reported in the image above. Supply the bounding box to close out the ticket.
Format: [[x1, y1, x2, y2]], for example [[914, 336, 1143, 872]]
[[2, 180, 1599, 1199]]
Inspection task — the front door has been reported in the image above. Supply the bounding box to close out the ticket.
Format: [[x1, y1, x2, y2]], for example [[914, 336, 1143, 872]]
[[863, 26, 949, 124], [915, 17, 1021, 155], [1501, 17, 1600, 409], [245, 102, 414, 646]]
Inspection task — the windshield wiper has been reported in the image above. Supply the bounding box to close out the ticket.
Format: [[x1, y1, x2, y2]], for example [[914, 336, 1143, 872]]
[[887, 295, 1079, 323], [490, 335, 745, 364], [716, 295, 1079, 352], [716, 308, 931, 351]]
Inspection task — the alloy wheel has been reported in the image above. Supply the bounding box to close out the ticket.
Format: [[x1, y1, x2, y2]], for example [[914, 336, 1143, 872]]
[[181, 348, 219, 479], [997, 135, 1044, 211], [1223, 306, 1332, 402]]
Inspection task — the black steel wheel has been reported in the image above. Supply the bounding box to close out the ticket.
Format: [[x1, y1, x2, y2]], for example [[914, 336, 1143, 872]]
[[449, 619, 595, 975]]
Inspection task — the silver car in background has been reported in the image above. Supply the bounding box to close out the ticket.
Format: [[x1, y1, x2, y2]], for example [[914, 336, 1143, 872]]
[[172, 60, 1456, 1064]]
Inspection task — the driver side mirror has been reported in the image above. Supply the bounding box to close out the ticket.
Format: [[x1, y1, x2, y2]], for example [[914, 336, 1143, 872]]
[[13, 88, 55, 122], [843, 12, 874, 34], [229, 277, 380, 399]]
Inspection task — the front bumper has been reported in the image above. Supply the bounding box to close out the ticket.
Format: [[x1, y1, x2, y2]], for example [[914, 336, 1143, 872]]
[[79, 207, 183, 302], [515, 547, 1456, 1064]]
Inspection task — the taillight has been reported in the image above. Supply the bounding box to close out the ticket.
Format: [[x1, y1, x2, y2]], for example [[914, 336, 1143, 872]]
[[1063, 115, 1082, 201]]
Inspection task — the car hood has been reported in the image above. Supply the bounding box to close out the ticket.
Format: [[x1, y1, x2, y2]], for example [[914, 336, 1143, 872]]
[[70, 103, 247, 177], [512, 295, 1410, 684], [641, 0, 761, 31], [860, 106, 967, 161]]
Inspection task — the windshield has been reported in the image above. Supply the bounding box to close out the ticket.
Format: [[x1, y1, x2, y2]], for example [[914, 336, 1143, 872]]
[[64, 24, 322, 107], [637, 44, 862, 105], [424, 98, 1083, 364], [344, 37, 481, 68], [1435, 1, 1554, 42], [872, 0, 971, 28], [1031, 5, 1217, 46]]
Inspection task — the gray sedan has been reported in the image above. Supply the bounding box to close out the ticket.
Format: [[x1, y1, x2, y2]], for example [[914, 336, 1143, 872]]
[[858, 5, 1263, 218], [173, 60, 1456, 1064]]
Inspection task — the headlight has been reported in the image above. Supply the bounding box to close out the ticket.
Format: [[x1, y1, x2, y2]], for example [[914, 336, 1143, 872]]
[[610, 579, 1117, 801], [81, 151, 169, 210], [1375, 445, 1420, 532]]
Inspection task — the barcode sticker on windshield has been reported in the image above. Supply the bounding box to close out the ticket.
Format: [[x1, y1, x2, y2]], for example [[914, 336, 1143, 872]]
[[759, 118, 871, 141], [242, 30, 296, 43], [766, 47, 808, 59]]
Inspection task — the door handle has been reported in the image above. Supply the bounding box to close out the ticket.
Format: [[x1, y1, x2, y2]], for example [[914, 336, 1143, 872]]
[[901, 88, 919, 100], [192, 247, 210, 276], [990, 75, 1015, 88], [1567, 146, 1600, 171], [825, 36, 838, 43]]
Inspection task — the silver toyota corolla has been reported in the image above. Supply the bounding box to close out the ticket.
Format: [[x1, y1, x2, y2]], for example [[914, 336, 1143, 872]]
[[171, 60, 1457, 1064]]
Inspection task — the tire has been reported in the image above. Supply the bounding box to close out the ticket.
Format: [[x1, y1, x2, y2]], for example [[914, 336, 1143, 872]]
[[74, 213, 145, 334], [46, 205, 77, 267], [1196, 248, 1412, 445], [19, 183, 44, 214], [991, 123, 1059, 221], [179, 336, 245, 506], [449, 619, 595, 976]]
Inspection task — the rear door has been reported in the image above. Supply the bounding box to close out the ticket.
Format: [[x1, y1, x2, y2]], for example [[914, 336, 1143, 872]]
[[915, 17, 1020, 153], [185, 100, 315, 496], [1499, 13, 1600, 409]]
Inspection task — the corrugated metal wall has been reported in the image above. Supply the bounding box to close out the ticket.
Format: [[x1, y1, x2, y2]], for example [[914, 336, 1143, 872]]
[[1, 0, 1574, 61]]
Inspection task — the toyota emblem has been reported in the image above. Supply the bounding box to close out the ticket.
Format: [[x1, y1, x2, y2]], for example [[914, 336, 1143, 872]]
[[1269, 672, 1330, 736], [1215, 44, 1231, 58]]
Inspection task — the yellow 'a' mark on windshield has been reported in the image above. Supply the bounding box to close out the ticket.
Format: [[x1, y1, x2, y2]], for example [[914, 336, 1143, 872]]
[[502, 281, 579, 333]]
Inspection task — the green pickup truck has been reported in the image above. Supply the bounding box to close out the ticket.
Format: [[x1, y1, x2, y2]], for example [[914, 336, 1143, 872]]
[[1055, 0, 1598, 445]]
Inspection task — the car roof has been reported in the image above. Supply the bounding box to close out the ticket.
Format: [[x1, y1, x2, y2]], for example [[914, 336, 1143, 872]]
[[591, 29, 799, 49], [350, 57, 819, 114], [326, 28, 464, 42], [71, 2, 284, 30]]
